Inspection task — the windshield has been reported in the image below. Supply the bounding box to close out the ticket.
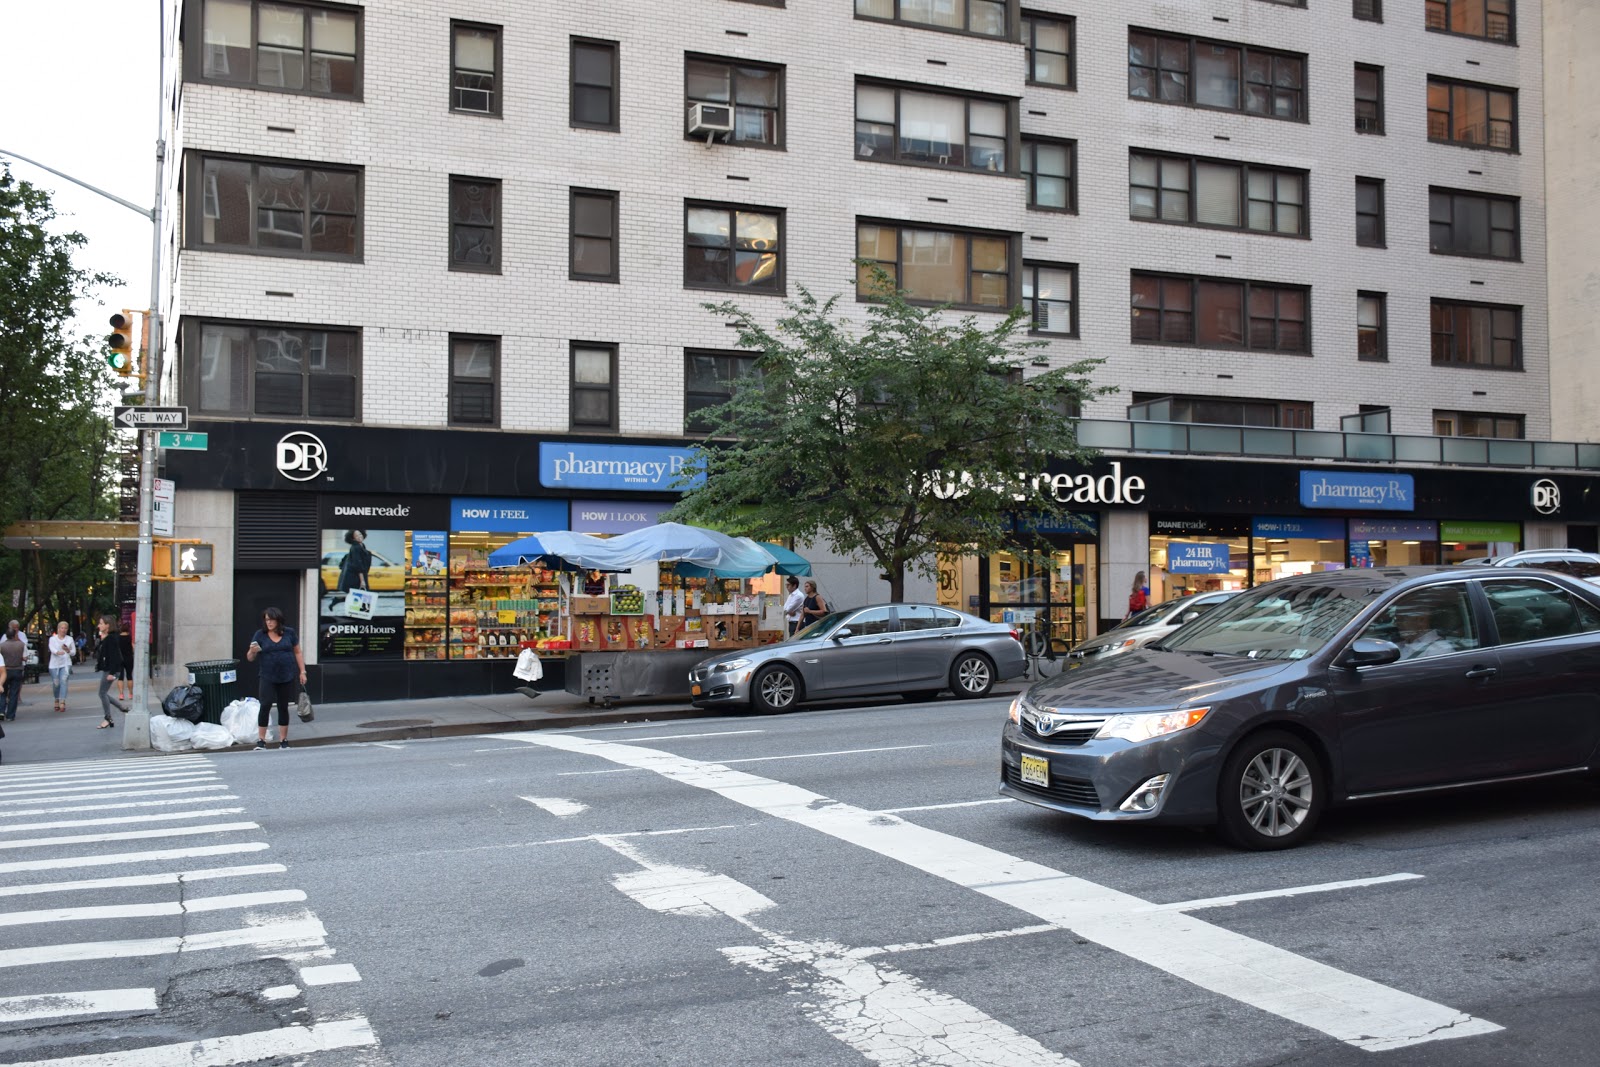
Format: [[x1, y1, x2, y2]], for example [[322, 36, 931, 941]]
[[1161, 580, 1380, 660], [792, 611, 850, 640], [1113, 597, 1191, 631]]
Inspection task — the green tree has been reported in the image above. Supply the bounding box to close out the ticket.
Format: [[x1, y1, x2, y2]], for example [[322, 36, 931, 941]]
[[0, 164, 124, 631], [667, 273, 1112, 602]]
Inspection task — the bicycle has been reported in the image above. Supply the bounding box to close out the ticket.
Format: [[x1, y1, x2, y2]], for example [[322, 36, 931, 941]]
[[1019, 617, 1067, 680]]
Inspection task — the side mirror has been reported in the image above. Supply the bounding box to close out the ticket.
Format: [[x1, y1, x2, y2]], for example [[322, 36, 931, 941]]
[[1180, 611, 1201, 623], [1339, 638, 1401, 669], [831, 627, 853, 641]]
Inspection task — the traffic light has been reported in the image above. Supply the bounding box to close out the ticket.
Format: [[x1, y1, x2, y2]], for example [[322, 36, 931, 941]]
[[107, 311, 136, 376]]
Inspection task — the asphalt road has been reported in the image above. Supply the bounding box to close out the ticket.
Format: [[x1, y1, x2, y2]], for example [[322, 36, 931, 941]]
[[2, 695, 1596, 1066]]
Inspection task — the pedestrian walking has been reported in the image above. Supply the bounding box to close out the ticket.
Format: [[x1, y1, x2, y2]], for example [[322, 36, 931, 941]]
[[116, 628, 134, 703], [1126, 570, 1149, 620], [799, 580, 829, 628], [94, 616, 129, 728], [0, 620, 26, 721], [782, 575, 804, 637], [47, 620, 74, 713], [337, 530, 371, 592], [245, 606, 306, 750]]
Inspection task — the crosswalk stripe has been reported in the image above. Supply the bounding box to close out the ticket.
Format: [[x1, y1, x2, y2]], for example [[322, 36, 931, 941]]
[[0, 756, 208, 777], [0, 988, 158, 1025], [0, 842, 270, 875], [0, 822, 258, 852], [0, 768, 217, 791], [0, 915, 328, 968], [0, 796, 242, 820], [0, 890, 308, 928], [0, 775, 221, 799], [0, 809, 246, 834], [0, 784, 231, 806], [0, 760, 211, 785], [2, 1016, 377, 1066], [0, 864, 287, 898]]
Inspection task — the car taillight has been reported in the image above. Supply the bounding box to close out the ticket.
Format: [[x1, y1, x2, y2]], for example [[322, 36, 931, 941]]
[[1009, 629, 1022, 643]]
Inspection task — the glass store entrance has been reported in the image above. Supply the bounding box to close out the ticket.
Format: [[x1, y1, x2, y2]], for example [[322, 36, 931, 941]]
[[985, 542, 1099, 653]]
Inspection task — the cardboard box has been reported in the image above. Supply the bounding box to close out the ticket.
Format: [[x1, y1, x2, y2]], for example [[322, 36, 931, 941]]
[[675, 638, 709, 649], [654, 615, 685, 648], [572, 617, 603, 651], [571, 595, 611, 615]]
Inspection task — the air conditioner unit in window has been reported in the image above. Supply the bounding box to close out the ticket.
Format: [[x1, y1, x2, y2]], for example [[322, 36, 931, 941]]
[[687, 101, 734, 143]]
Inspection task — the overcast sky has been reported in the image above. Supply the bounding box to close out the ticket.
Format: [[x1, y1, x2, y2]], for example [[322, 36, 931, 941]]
[[1, 1, 161, 348]]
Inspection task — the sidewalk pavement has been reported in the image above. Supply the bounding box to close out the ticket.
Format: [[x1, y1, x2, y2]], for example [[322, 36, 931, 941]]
[[0, 665, 1031, 766]]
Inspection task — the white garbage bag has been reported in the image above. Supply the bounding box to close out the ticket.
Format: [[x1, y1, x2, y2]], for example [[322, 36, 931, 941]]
[[191, 721, 235, 750], [513, 647, 544, 682], [149, 714, 195, 753], [220, 698, 260, 744]]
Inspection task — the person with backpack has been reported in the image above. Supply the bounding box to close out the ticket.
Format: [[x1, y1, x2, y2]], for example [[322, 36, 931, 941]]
[[1126, 571, 1150, 620]]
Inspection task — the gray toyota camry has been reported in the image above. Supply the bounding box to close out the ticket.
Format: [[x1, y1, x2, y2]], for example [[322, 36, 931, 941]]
[[1001, 566, 1600, 850]]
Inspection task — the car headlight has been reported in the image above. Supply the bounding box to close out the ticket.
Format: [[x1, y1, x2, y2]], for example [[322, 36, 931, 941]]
[[1009, 695, 1022, 724], [1094, 706, 1209, 743], [1102, 637, 1140, 655], [709, 657, 752, 674]]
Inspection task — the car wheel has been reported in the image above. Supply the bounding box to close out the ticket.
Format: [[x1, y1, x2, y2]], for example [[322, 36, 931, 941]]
[[752, 665, 801, 715], [905, 689, 942, 703], [948, 652, 994, 699], [1215, 730, 1324, 851]]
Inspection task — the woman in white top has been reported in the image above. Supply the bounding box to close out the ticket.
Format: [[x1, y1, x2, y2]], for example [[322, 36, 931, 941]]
[[47, 621, 74, 714]]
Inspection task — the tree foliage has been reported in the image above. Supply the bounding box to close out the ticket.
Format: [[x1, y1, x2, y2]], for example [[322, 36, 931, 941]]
[[667, 273, 1113, 601], [0, 164, 124, 630]]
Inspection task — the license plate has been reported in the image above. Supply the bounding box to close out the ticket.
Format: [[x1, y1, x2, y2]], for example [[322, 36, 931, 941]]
[[1019, 754, 1049, 787], [691, 684, 702, 697]]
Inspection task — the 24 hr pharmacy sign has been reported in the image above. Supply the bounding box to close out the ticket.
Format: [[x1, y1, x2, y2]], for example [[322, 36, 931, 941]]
[[1299, 471, 1414, 511]]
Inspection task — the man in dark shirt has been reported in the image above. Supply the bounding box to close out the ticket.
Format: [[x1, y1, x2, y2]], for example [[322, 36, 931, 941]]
[[0, 620, 27, 720]]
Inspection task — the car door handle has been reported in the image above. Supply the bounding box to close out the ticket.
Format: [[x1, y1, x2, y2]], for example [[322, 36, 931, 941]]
[[1464, 665, 1498, 680], [876, 638, 893, 644]]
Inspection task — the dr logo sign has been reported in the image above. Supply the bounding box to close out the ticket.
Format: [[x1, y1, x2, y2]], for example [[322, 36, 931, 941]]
[[277, 431, 329, 482]]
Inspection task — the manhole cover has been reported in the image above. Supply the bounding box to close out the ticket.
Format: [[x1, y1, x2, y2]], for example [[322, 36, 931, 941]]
[[357, 719, 433, 729]]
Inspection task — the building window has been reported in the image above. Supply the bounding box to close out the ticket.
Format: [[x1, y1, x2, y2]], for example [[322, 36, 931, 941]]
[[1023, 263, 1076, 336], [190, 0, 359, 97], [1022, 139, 1075, 211], [1425, 0, 1514, 43], [1356, 178, 1385, 247], [853, 0, 1007, 38], [448, 177, 499, 273], [1427, 77, 1517, 151], [685, 204, 782, 292], [1430, 300, 1521, 368], [570, 189, 618, 282], [1255, 0, 1307, 6], [686, 351, 760, 434], [1429, 189, 1519, 260], [449, 336, 498, 426], [856, 221, 1012, 308], [687, 56, 782, 146], [1023, 13, 1073, 88], [450, 22, 499, 115], [1354, 0, 1382, 21], [1355, 64, 1383, 133], [1131, 273, 1309, 354], [191, 155, 360, 259], [571, 38, 619, 130], [1434, 410, 1523, 438], [571, 343, 617, 430], [1129, 152, 1306, 236], [1130, 394, 1313, 429], [1357, 292, 1386, 361], [855, 82, 1008, 172], [1128, 31, 1305, 121], [190, 320, 359, 419]]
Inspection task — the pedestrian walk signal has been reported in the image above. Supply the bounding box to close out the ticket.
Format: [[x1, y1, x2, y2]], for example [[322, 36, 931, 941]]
[[108, 311, 136, 376], [176, 543, 213, 576]]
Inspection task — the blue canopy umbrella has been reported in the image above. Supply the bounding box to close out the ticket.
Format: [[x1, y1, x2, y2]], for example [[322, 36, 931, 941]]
[[756, 542, 811, 576], [487, 533, 605, 571], [673, 539, 810, 579]]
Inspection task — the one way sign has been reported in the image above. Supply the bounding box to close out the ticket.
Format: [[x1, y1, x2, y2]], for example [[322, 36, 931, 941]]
[[113, 406, 188, 430]]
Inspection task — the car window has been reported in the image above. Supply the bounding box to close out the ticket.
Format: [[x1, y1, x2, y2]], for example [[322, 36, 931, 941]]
[[1164, 581, 1378, 660], [843, 608, 895, 636], [1358, 585, 1479, 661], [896, 605, 960, 631], [1482, 578, 1600, 645]]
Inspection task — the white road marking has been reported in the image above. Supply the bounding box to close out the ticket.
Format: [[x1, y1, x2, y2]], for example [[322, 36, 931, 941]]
[[0, 988, 158, 1024], [516, 733, 1501, 1052], [0, 755, 208, 775], [0, 808, 247, 834], [1155, 873, 1427, 913], [530, 823, 754, 847], [557, 743, 932, 776], [0, 784, 229, 806], [0, 889, 308, 927], [520, 796, 588, 817], [300, 963, 362, 985], [0, 864, 287, 899], [0, 822, 259, 851], [260, 985, 299, 1001], [0, 770, 219, 793], [1, 1016, 377, 1066], [599, 836, 1077, 1067], [0, 775, 221, 799], [0, 795, 241, 819], [0, 842, 271, 876], [880, 799, 1011, 814], [0, 914, 327, 968], [0, 761, 211, 786], [370, 742, 407, 750], [858, 924, 1062, 958], [586, 729, 766, 742]]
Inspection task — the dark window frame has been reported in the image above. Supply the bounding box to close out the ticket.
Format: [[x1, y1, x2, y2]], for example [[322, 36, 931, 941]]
[[450, 20, 502, 116], [1131, 272, 1311, 355], [448, 176, 501, 274], [1356, 177, 1385, 247], [856, 219, 1016, 311], [1427, 76, 1518, 152], [1430, 299, 1523, 369], [183, 0, 363, 100], [1355, 64, 1384, 134], [184, 317, 362, 422], [852, 0, 1013, 40], [1357, 291, 1387, 362], [185, 151, 363, 262], [1433, 409, 1525, 438], [1023, 261, 1077, 337], [1128, 28, 1308, 122], [448, 334, 500, 427], [570, 341, 619, 432], [1022, 11, 1074, 89], [1425, 0, 1515, 44], [685, 349, 761, 435], [854, 78, 1014, 174], [685, 53, 785, 148], [570, 188, 619, 283], [1130, 392, 1314, 429], [684, 201, 785, 295], [1354, 0, 1383, 21], [571, 37, 620, 131], [1429, 187, 1520, 261], [1128, 150, 1308, 238], [1022, 137, 1076, 213]]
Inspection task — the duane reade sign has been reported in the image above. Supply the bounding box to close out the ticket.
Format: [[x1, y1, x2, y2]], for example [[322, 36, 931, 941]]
[[928, 462, 1147, 505]]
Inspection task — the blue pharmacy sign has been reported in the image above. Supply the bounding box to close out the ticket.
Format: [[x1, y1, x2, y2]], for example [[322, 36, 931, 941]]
[[1252, 516, 1347, 540], [450, 497, 569, 533], [1299, 471, 1415, 511], [1166, 542, 1233, 573], [539, 443, 705, 492]]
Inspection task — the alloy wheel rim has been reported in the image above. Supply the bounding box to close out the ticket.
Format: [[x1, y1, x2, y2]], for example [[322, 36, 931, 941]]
[[958, 658, 990, 692], [762, 671, 796, 707], [1238, 747, 1313, 838]]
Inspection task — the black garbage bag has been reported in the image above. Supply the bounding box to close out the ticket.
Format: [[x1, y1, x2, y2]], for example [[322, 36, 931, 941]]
[[161, 684, 206, 723]]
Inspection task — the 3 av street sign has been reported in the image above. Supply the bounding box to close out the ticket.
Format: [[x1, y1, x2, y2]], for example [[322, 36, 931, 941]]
[[113, 406, 188, 430], [157, 431, 208, 450]]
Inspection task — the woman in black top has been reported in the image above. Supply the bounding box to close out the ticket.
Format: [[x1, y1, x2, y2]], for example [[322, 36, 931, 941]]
[[94, 615, 129, 728], [246, 606, 306, 750], [800, 580, 828, 628], [337, 530, 371, 592]]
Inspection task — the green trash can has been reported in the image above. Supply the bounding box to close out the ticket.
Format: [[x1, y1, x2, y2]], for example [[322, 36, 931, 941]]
[[184, 659, 240, 725]]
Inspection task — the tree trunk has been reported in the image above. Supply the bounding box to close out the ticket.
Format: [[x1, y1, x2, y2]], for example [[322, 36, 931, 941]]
[[887, 562, 905, 604]]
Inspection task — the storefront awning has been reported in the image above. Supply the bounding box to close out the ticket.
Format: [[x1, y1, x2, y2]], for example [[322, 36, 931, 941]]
[[3, 521, 139, 552], [488, 522, 781, 576]]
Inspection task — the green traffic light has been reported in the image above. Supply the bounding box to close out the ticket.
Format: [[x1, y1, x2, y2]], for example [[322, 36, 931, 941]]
[[107, 351, 129, 372]]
